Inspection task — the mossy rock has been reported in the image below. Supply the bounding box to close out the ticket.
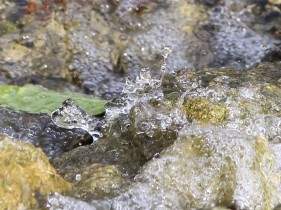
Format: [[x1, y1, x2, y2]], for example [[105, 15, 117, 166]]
[[0, 20, 19, 36], [0, 135, 71, 209], [0, 84, 108, 115], [182, 97, 228, 124], [71, 164, 126, 199]]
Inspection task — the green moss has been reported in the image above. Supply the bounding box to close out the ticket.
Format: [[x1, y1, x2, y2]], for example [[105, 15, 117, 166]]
[[182, 97, 228, 124], [0, 84, 108, 115]]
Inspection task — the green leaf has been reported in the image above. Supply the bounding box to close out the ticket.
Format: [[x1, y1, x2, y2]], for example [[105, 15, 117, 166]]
[[0, 84, 108, 115]]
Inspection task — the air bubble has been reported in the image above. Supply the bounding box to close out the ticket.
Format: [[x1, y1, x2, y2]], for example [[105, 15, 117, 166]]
[[75, 174, 81, 181]]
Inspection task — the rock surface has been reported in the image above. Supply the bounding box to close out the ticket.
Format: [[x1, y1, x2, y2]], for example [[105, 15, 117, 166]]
[[0, 0, 281, 209], [0, 0, 280, 98], [0, 108, 92, 158], [48, 61, 281, 209], [0, 134, 71, 210]]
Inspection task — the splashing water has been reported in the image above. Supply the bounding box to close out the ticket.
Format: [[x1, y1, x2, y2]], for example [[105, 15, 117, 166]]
[[161, 46, 173, 60], [47, 60, 281, 210], [52, 47, 177, 142], [51, 99, 102, 141], [51, 50, 171, 141], [160, 46, 172, 75], [105, 47, 173, 122]]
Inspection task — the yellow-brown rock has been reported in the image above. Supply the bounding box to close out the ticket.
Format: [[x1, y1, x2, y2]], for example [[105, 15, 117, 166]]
[[183, 97, 228, 124], [62, 164, 126, 199], [0, 135, 71, 209]]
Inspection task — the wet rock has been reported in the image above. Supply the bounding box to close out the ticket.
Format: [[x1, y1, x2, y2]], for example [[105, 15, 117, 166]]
[[51, 134, 146, 180], [182, 97, 228, 124], [50, 134, 146, 200], [48, 61, 281, 209], [116, 0, 211, 73], [103, 62, 281, 209], [274, 204, 281, 210], [107, 132, 279, 209], [0, 20, 19, 36], [0, 134, 71, 210], [0, 108, 92, 158], [1, 0, 280, 98], [198, 5, 280, 68], [63, 164, 127, 200]]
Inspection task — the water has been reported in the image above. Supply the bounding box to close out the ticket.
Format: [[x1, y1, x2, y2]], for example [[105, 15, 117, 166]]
[[51, 47, 174, 141], [48, 58, 281, 209], [1, 0, 281, 209], [51, 99, 102, 141]]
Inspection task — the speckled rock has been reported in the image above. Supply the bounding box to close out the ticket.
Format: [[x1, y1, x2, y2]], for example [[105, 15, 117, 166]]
[[0, 107, 92, 158]]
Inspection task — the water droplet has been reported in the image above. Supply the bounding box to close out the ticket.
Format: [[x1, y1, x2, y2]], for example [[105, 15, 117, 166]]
[[161, 46, 172, 60], [139, 68, 151, 80], [123, 77, 135, 93], [160, 65, 166, 73]]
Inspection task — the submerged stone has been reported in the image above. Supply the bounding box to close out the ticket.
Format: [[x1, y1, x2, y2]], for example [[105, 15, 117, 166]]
[[0, 134, 71, 210]]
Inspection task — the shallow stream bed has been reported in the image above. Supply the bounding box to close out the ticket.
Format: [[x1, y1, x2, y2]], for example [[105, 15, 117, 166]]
[[0, 0, 281, 209]]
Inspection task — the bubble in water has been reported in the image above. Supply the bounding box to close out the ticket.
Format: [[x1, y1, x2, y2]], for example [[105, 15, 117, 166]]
[[75, 174, 81, 181]]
